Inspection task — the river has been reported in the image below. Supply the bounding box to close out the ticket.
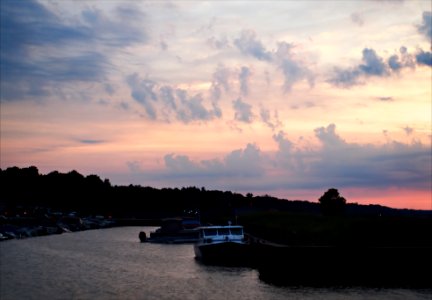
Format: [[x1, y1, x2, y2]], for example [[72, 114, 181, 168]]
[[0, 227, 430, 300]]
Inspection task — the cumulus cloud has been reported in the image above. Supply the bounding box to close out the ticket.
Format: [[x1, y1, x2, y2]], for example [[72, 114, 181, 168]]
[[159, 86, 178, 110], [126, 73, 221, 123], [329, 12, 432, 87], [162, 143, 264, 179], [164, 154, 201, 175], [207, 35, 229, 49], [314, 124, 347, 148], [152, 124, 431, 194], [260, 106, 282, 130], [388, 46, 415, 71], [224, 143, 263, 177], [210, 64, 231, 102], [126, 74, 158, 119], [234, 30, 272, 61], [233, 98, 253, 123], [281, 124, 431, 190], [328, 47, 423, 87], [175, 90, 216, 123], [272, 130, 310, 173], [412, 12, 432, 68], [239, 66, 251, 96], [417, 11, 432, 40], [416, 50, 432, 66], [275, 42, 315, 92], [273, 131, 293, 153], [233, 30, 314, 92], [359, 48, 388, 76]]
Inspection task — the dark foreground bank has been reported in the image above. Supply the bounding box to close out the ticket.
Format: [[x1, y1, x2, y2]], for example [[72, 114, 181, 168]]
[[252, 243, 432, 288]]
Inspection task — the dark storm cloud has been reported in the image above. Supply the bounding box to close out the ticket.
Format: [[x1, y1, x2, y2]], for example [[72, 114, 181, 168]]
[[0, 0, 147, 101]]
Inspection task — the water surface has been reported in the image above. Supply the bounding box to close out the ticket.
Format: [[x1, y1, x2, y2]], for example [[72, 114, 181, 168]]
[[0, 227, 430, 300]]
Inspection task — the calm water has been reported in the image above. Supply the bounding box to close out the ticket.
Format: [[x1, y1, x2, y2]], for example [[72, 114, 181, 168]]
[[0, 227, 430, 300]]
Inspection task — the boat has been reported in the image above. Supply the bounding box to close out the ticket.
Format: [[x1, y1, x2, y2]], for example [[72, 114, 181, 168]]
[[143, 217, 201, 243], [193, 224, 250, 264]]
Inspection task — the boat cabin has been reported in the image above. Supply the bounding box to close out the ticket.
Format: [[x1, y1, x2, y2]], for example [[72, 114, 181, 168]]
[[197, 225, 244, 243]]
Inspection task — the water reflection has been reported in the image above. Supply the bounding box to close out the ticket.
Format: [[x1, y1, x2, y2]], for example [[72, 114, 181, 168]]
[[0, 227, 430, 300]]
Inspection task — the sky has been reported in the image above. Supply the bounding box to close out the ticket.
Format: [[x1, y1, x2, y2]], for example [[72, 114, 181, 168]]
[[1, 0, 431, 210]]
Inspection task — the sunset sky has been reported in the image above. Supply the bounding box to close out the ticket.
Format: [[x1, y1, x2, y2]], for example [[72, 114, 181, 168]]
[[1, 0, 431, 210]]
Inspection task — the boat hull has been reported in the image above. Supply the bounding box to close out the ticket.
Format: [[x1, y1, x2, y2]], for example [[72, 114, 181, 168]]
[[148, 230, 199, 243], [194, 241, 250, 265]]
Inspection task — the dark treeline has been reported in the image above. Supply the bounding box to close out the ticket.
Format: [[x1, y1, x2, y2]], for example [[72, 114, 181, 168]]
[[0, 166, 315, 222], [2, 166, 432, 248], [1, 166, 429, 222]]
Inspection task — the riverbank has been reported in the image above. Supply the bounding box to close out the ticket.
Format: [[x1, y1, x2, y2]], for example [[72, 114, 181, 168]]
[[0, 213, 116, 241], [239, 211, 432, 247], [252, 243, 432, 288]]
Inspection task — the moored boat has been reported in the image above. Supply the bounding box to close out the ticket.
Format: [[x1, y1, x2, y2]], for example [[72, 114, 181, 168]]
[[144, 217, 201, 243], [193, 224, 250, 265]]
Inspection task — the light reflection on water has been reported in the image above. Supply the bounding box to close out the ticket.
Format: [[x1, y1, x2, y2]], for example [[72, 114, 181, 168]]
[[0, 227, 430, 300]]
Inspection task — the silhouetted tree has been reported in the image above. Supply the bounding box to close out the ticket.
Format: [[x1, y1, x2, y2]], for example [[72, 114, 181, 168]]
[[318, 188, 346, 216]]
